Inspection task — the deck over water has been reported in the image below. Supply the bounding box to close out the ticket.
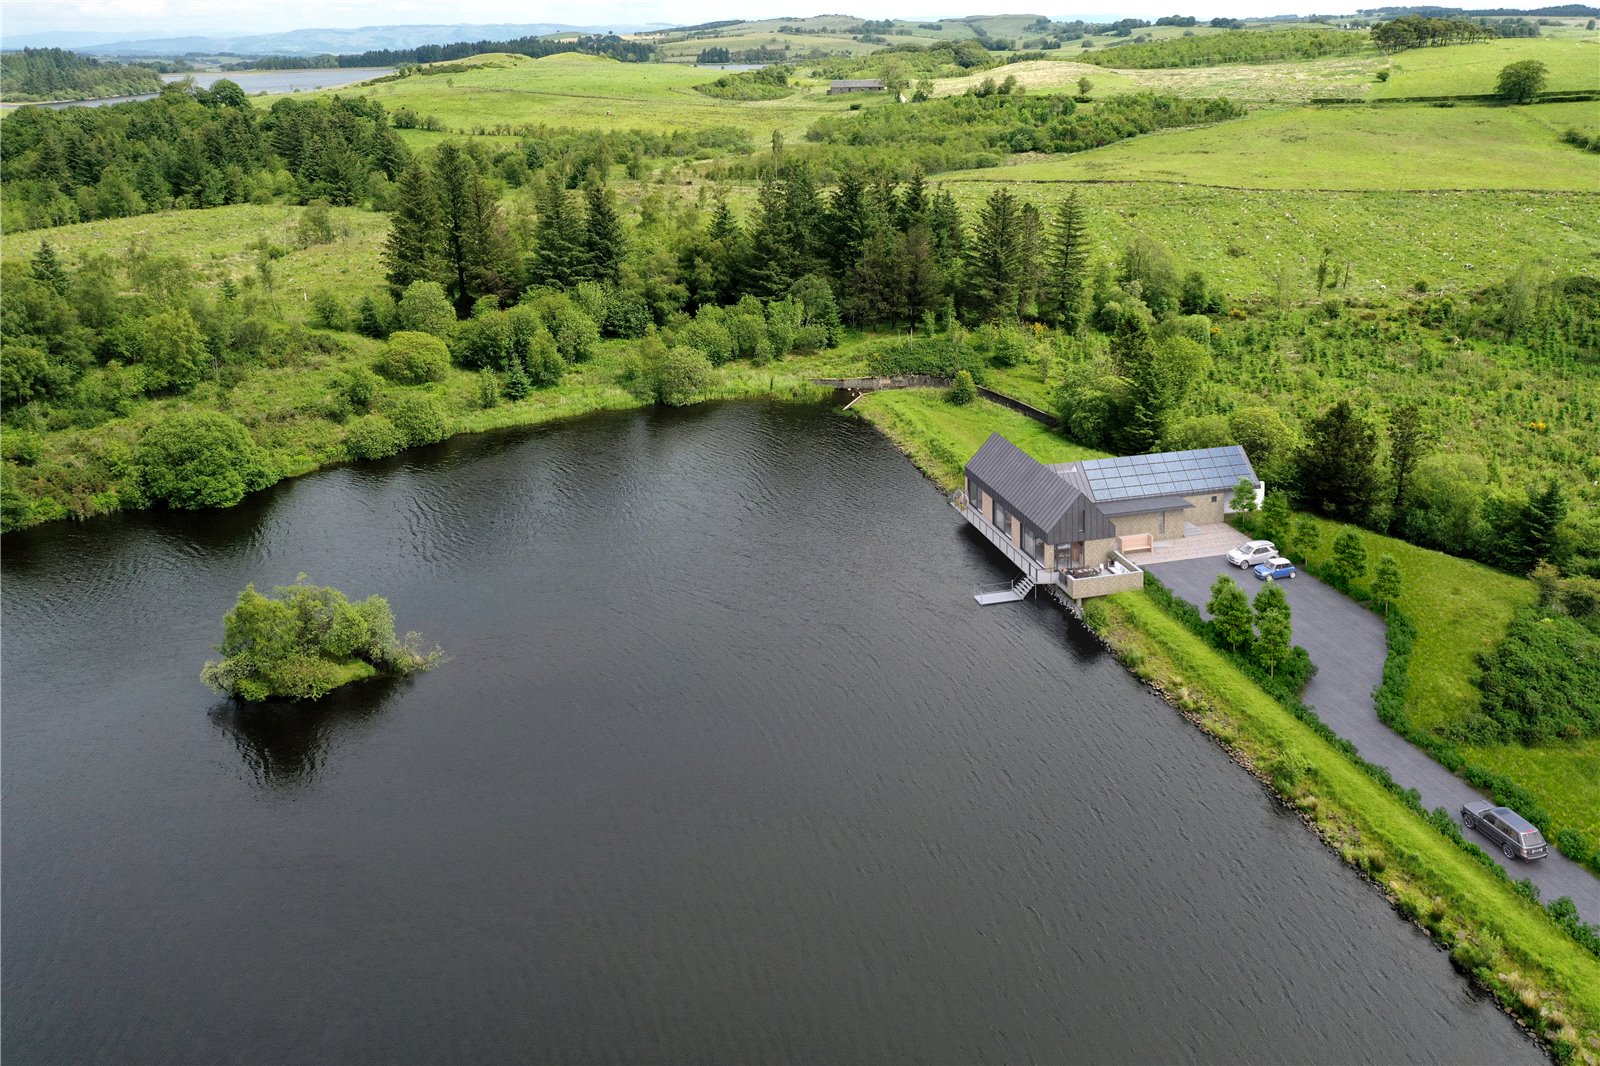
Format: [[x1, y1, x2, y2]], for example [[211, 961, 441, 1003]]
[[952, 497, 1144, 602]]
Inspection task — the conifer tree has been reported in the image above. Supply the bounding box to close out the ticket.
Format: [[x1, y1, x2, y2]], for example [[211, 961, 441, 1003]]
[[581, 181, 627, 284], [463, 172, 514, 307], [901, 221, 943, 325], [1018, 201, 1044, 316], [898, 167, 929, 228], [1044, 190, 1089, 330], [844, 230, 904, 326], [502, 357, 532, 401], [530, 170, 584, 289], [356, 295, 388, 339], [1521, 479, 1567, 570], [1295, 399, 1381, 520], [431, 141, 477, 317], [29, 239, 69, 296], [965, 188, 1025, 321], [383, 161, 442, 297], [825, 171, 871, 276], [746, 161, 823, 297]]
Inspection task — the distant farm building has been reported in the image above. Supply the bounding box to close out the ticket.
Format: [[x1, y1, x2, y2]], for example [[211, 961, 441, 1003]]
[[828, 79, 885, 94]]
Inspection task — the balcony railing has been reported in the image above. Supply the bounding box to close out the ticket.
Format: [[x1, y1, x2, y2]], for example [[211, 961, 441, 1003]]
[[949, 493, 1056, 586]]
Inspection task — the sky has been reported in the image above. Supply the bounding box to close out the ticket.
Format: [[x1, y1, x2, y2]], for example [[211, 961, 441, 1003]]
[[0, 0, 1406, 41]]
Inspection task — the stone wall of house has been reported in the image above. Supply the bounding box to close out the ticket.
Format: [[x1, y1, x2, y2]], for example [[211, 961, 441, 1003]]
[[1082, 536, 1121, 565], [1185, 493, 1227, 525], [1108, 508, 1188, 540]]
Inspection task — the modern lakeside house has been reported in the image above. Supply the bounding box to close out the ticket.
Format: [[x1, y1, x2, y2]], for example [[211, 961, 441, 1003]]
[[954, 434, 1263, 605]]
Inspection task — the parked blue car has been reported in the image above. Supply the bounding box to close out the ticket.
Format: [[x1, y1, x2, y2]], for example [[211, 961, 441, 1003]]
[[1252, 556, 1297, 580]]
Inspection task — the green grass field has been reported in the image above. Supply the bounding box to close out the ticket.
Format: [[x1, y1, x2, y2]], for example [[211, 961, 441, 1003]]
[[941, 102, 1600, 191], [300, 52, 858, 138], [937, 54, 1388, 103], [2, 203, 391, 321], [654, 31, 887, 60], [935, 180, 1599, 301], [1371, 37, 1600, 98]]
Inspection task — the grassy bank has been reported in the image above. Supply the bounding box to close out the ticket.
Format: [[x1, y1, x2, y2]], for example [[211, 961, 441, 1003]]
[[850, 388, 1103, 490], [1093, 588, 1600, 1060]]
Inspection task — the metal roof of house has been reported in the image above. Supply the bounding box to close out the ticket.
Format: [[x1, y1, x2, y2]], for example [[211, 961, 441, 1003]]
[[830, 79, 884, 87], [966, 433, 1088, 532], [1095, 494, 1195, 516], [1075, 446, 1257, 502]]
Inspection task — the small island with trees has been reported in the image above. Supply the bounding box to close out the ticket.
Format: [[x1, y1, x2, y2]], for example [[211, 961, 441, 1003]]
[[201, 577, 442, 701]]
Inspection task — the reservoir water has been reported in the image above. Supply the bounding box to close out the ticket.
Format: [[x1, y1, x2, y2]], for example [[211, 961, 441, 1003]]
[[31, 68, 394, 108], [0, 401, 1538, 1064]]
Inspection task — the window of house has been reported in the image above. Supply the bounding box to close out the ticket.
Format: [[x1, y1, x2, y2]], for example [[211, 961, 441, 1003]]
[[1211, 495, 1218, 503]]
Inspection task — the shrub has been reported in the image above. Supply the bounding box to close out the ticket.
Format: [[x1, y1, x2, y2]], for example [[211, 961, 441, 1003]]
[[135, 411, 274, 510], [376, 331, 450, 385], [336, 365, 379, 413], [653, 346, 715, 406], [948, 369, 977, 405], [137, 306, 210, 394], [525, 332, 565, 388], [1471, 606, 1600, 743], [387, 393, 449, 447], [393, 280, 456, 338], [345, 415, 404, 460], [308, 288, 350, 331]]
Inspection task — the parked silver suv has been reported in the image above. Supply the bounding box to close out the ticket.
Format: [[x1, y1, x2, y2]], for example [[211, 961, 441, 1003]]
[[1226, 540, 1277, 570], [1461, 800, 1549, 860]]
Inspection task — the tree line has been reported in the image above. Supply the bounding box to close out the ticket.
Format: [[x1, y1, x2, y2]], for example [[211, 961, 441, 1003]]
[[1, 84, 408, 232], [1078, 28, 1371, 69], [713, 92, 1246, 182], [0, 47, 163, 102], [1370, 15, 1498, 50]]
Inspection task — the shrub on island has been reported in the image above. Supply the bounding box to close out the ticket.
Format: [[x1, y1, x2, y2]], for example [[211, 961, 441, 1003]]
[[201, 577, 442, 701]]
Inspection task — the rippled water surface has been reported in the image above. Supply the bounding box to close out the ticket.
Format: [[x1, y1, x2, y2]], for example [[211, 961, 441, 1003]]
[[2, 402, 1537, 1064]]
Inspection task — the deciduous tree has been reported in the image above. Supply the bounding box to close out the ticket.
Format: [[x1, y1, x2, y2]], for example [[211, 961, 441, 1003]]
[[1208, 574, 1254, 651], [1372, 553, 1402, 616], [1497, 60, 1547, 103], [1330, 528, 1368, 587]]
